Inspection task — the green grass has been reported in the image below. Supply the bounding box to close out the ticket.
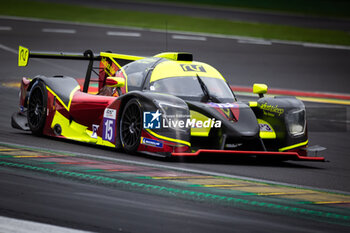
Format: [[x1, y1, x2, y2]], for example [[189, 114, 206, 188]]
[[148, 0, 350, 18], [1, 0, 350, 46]]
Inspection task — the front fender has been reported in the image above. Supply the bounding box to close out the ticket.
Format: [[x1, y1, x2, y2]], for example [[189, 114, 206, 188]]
[[117, 91, 191, 154], [252, 96, 308, 152]]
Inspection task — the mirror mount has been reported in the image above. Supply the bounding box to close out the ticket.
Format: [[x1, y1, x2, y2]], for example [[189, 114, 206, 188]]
[[106, 77, 125, 88]]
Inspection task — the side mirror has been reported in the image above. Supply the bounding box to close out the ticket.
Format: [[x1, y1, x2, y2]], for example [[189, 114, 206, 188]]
[[106, 77, 125, 88], [253, 83, 268, 98]]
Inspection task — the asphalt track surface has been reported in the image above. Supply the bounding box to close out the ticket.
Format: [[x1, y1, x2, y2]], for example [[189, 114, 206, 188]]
[[0, 17, 350, 232]]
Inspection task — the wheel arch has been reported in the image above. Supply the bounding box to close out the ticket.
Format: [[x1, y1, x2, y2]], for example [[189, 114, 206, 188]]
[[116, 91, 191, 154], [115, 91, 158, 149], [27, 79, 48, 135]]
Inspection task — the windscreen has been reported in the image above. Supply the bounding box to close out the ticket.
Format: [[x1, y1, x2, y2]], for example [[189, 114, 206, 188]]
[[124, 57, 160, 91], [149, 76, 235, 102]]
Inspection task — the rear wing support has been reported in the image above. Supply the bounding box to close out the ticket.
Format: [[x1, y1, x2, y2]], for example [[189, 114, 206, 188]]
[[18, 46, 144, 93], [83, 50, 94, 93], [18, 46, 100, 93]]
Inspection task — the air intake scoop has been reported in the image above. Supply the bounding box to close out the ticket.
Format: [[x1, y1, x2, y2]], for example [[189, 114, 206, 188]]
[[154, 52, 193, 61]]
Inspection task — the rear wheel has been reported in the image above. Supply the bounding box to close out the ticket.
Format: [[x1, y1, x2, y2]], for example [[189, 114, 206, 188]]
[[120, 99, 142, 153], [27, 81, 47, 135]]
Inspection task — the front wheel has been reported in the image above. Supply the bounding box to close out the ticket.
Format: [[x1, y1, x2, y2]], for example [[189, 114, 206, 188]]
[[27, 81, 47, 135], [120, 98, 142, 153]]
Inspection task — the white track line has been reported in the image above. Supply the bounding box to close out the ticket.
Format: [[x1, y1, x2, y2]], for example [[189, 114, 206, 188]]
[[0, 216, 90, 233], [107, 31, 141, 37], [0, 26, 12, 30], [237, 39, 272, 45], [0, 43, 17, 54], [1, 15, 350, 50], [302, 42, 350, 50], [42, 28, 76, 34], [172, 35, 207, 41]]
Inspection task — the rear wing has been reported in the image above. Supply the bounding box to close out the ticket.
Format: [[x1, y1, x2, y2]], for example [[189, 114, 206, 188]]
[[18, 46, 144, 92]]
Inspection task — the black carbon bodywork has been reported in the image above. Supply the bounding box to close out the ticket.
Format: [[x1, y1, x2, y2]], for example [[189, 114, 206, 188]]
[[32, 75, 79, 107], [252, 96, 307, 151], [186, 101, 262, 150], [13, 47, 321, 161], [11, 75, 79, 132], [116, 91, 191, 150], [117, 91, 266, 152]]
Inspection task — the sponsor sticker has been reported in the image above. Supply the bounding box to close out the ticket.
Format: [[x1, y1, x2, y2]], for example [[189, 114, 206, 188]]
[[101, 57, 117, 76], [143, 110, 222, 129], [208, 103, 238, 108], [180, 64, 206, 72], [141, 137, 163, 148], [143, 110, 161, 129], [91, 124, 99, 139], [104, 108, 116, 119], [259, 102, 284, 116], [259, 123, 273, 132]]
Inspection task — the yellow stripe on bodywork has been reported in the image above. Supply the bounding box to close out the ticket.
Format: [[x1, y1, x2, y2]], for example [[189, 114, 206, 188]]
[[190, 110, 212, 137], [86, 130, 115, 147], [51, 111, 93, 142], [145, 129, 191, 147], [279, 140, 308, 152], [100, 52, 144, 73], [99, 52, 143, 93], [47, 85, 80, 111], [257, 119, 276, 139], [100, 52, 144, 64], [249, 101, 258, 107], [51, 111, 115, 147], [260, 131, 276, 139]]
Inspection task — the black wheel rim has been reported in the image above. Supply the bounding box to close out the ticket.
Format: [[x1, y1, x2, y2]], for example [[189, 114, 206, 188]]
[[28, 88, 44, 128], [121, 103, 142, 148]]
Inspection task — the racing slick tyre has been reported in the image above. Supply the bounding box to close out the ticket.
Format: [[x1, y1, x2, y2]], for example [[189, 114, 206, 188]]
[[27, 80, 47, 135], [120, 98, 142, 153]]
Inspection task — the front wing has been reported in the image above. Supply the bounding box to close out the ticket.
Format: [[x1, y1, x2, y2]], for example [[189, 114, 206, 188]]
[[171, 149, 325, 161]]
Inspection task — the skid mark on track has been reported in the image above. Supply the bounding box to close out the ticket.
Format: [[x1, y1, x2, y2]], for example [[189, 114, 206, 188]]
[[0, 143, 350, 226]]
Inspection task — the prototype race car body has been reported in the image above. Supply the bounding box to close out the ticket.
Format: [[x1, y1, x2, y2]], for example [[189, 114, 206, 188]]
[[12, 46, 325, 161]]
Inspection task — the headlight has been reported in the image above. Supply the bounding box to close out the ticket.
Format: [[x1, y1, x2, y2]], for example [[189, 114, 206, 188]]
[[158, 102, 187, 118], [285, 108, 306, 136], [154, 101, 189, 131]]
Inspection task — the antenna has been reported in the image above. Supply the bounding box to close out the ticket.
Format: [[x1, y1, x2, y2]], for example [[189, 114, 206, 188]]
[[165, 21, 168, 51]]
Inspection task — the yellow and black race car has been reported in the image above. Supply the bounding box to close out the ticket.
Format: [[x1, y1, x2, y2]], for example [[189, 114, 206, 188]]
[[12, 46, 325, 161]]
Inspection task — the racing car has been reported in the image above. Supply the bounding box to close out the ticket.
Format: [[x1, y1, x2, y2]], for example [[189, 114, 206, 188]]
[[12, 46, 325, 161]]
